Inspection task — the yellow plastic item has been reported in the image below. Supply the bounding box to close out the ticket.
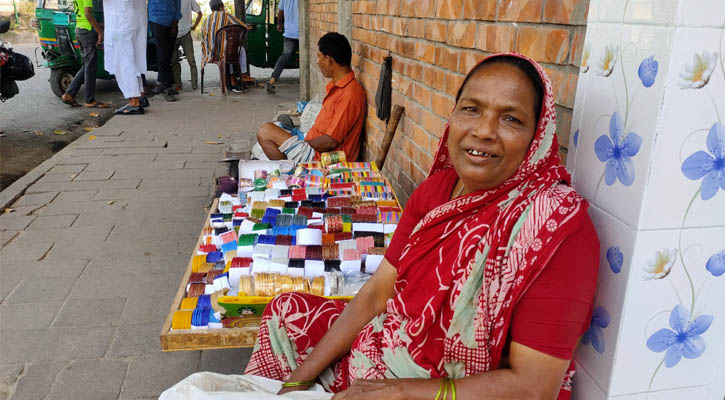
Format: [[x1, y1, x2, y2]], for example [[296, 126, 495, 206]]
[[179, 297, 198, 310], [192, 255, 207, 273], [171, 310, 193, 330]]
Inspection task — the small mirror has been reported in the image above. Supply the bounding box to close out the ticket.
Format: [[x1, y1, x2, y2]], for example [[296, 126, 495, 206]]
[[0, 18, 10, 34]]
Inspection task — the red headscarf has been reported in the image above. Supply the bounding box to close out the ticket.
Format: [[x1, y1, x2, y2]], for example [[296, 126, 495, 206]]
[[351, 53, 589, 383]]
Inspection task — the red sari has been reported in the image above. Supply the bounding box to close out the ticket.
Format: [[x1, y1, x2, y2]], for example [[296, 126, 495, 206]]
[[245, 53, 590, 399]]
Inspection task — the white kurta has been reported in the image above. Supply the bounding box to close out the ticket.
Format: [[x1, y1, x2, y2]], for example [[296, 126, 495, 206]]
[[103, 0, 147, 99]]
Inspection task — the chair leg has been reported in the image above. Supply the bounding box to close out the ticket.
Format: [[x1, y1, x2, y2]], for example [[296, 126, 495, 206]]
[[201, 68, 204, 94], [218, 63, 226, 95]]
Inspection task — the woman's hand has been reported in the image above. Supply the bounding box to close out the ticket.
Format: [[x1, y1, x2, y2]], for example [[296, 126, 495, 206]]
[[331, 378, 443, 400], [331, 380, 405, 400]]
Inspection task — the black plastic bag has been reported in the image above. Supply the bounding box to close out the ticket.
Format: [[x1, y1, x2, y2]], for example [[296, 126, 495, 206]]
[[375, 56, 392, 122]]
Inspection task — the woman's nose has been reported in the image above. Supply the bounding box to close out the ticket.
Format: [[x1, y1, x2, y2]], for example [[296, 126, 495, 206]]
[[469, 113, 497, 141]]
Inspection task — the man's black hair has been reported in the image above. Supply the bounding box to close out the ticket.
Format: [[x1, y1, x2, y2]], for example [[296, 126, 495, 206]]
[[318, 32, 352, 67], [455, 55, 544, 125]]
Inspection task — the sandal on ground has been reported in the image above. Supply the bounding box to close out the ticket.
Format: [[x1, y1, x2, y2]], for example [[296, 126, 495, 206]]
[[115, 104, 144, 115], [62, 98, 81, 107], [265, 81, 276, 94], [84, 101, 110, 108], [141, 96, 150, 108]]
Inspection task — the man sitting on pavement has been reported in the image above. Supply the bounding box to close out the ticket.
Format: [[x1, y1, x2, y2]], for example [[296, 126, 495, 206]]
[[253, 32, 366, 162], [200, 0, 251, 92]]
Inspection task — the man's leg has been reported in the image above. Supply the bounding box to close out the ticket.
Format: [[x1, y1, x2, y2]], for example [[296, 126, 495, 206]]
[[256, 122, 294, 160], [180, 32, 198, 90], [78, 29, 98, 104], [150, 22, 174, 92], [171, 36, 182, 90], [270, 37, 297, 83], [63, 28, 89, 101]]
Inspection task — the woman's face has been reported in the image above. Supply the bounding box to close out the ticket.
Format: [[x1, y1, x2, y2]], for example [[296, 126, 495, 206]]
[[447, 63, 538, 192]]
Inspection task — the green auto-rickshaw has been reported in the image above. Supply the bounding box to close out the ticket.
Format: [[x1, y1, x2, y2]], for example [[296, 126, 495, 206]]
[[33, 0, 158, 98], [244, 0, 299, 70], [33, 0, 295, 98]]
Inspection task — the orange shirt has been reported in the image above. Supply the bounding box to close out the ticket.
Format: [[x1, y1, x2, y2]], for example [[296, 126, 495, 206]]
[[305, 71, 367, 161]]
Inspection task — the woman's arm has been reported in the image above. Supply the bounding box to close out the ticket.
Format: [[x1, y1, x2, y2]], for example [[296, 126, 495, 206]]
[[279, 260, 398, 393], [332, 342, 570, 400]]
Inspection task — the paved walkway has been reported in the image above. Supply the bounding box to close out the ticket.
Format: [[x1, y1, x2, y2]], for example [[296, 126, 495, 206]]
[[0, 84, 299, 400]]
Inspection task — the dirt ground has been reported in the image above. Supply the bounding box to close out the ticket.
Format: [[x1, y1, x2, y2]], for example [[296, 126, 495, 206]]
[[0, 108, 115, 190]]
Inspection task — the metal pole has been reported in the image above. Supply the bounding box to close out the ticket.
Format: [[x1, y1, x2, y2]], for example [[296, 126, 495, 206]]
[[13, 0, 20, 25]]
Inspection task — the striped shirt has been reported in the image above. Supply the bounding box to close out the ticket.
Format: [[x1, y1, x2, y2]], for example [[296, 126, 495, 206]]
[[200, 11, 248, 67]]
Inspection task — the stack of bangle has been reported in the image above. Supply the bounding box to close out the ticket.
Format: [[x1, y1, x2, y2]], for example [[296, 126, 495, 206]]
[[434, 378, 456, 400]]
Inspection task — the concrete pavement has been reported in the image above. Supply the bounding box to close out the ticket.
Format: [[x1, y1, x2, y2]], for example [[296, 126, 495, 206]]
[[0, 83, 299, 400]]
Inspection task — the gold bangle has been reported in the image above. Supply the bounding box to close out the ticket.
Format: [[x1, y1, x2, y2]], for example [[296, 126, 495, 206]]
[[447, 378, 456, 400], [434, 378, 444, 400], [281, 380, 315, 388]]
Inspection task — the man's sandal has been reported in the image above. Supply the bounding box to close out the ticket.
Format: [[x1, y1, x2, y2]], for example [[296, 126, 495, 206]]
[[115, 104, 144, 115], [62, 98, 81, 107], [84, 101, 110, 108]]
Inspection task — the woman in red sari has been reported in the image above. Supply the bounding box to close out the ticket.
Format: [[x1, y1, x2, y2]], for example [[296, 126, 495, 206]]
[[245, 53, 599, 400]]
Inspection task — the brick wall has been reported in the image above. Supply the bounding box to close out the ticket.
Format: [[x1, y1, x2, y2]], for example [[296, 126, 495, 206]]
[[308, 0, 589, 205], [308, 0, 339, 99]]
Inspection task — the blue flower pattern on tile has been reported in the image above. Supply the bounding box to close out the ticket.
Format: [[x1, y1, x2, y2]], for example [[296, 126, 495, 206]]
[[573, 129, 579, 147], [681, 122, 725, 200], [706, 250, 725, 277], [594, 112, 643, 186], [638, 56, 658, 88], [646, 304, 713, 368], [581, 306, 610, 354], [606, 246, 623, 273]]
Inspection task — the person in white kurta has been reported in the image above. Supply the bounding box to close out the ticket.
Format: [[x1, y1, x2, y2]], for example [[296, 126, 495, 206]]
[[103, 0, 147, 113]]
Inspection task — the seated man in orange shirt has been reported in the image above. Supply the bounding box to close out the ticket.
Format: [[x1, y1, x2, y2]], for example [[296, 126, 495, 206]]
[[254, 32, 366, 162]]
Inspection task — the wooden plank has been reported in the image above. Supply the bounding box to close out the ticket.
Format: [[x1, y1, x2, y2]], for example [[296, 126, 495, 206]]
[[160, 198, 263, 352]]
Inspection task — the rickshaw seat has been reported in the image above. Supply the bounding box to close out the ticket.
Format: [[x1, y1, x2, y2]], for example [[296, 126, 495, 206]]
[[201, 25, 247, 95]]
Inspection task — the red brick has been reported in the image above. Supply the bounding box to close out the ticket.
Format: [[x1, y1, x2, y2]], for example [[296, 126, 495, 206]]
[[458, 50, 484, 74], [400, 0, 416, 17], [392, 18, 407, 36], [422, 112, 447, 138], [435, 46, 459, 72], [447, 22, 477, 48], [407, 62, 423, 81], [352, 27, 365, 42], [376, 0, 388, 15], [445, 73, 465, 98], [516, 26, 570, 64], [352, 14, 365, 28], [415, 42, 436, 64], [425, 21, 448, 42], [555, 105, 572, 147], [569, 26, 586, 67], [376, 32, 392, 49], [370, 16, 382, 31], [423, 66, 446, 92], [543, 0, 589, 25], [388, 0, 401, 16], [415, 0, 436, 18], [432, 92, 456, 119], [428, 135, 442, 156], [392, 56, 406, 74], [407, 19, 426, 38], [365, 1, 377, 14], [498, 0, 543, 22], [404, 100, 423, 125], [394, 74, 412, 94], [396, 38, 416, 59], [410, 122, 430, 150], [463, 0, 496, 20], [412, 83, 432, 108], [475, 23, 516, 53], [436, 0, 460, 19], [382, 16, 393, 33]]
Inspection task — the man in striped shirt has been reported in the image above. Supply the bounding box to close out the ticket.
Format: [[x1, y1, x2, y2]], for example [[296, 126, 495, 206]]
[[200, 0, 250, 91]]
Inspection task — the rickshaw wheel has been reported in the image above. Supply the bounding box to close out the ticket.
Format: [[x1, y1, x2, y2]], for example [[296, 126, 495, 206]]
[[50, 67, 77, 98]]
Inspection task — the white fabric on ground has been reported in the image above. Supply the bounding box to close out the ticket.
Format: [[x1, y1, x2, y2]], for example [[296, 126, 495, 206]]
[[103, 0, 147, 99], [159, 372, 332, 400]]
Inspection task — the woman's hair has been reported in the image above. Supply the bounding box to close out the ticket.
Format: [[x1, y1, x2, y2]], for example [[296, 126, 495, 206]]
[[318, 32, 352, 67], [455, 55, 545, 125]]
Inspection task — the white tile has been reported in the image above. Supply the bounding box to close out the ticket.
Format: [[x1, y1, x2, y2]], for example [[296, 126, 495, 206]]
[[567, 25, 596, 174], [676, 0, 725, 27], [598, 1, 627, 23], [639, 27, 725, 230], [614, 385, 709, 399], [574, 205, 637, 394], [610, 226, 725, 395], [573, 25, 674, 227], [625, 0, 679, 26], [573, 362, 608, 400], [706, 382, 725, 400]]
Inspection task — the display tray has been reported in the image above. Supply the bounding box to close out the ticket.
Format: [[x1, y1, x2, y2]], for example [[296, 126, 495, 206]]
[[161, 161, 404, 352], [160, 199, 265, 351]]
